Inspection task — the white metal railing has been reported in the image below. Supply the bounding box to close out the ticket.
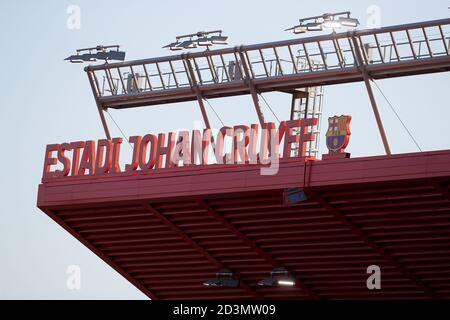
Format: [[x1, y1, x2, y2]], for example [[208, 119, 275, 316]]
[[86, 18, 450, 103]]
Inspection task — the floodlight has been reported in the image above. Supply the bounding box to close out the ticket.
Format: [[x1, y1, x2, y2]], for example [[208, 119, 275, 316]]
[[67, 58, 84, 63], [178, 40, 197, 49], [197, 37, 213, 46], [162, 42, 183, 51], [92, 51, 125, 61], [294, 27, 307, 34], [286, 12, 359, 35], [258, 267, 296, 287], [64, 54, 98, 63], [278, 279, 296, 286], [65, 45, 125, 63], [203, 269, 240, 288], [285, 26, 307, 34], [204, 278, 240, 287], [210, 35, 228, 45], [305, 22, 323, 31], [163, 30, 228, 51], [338, 17, 360, 27], [203, 278, 222, 286], [322, 19, 343, 29], [257, 276, 278, 286]]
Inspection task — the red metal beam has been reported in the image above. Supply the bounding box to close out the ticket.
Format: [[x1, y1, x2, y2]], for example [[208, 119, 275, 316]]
[[37, 150, 450, 299], [351, 35, 391, 155], [87, 70, 111, 140], [305, 189, 437, 299], [37, 150, 450, 208], [196, 199, 320, 300], [141, 202, 261, 299]]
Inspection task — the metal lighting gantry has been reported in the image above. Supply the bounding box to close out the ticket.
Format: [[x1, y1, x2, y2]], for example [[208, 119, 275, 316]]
[[84, 18, 450, 156]]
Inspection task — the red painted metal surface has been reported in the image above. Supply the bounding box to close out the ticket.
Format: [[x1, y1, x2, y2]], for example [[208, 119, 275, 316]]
[[37, 150, 450, 299]]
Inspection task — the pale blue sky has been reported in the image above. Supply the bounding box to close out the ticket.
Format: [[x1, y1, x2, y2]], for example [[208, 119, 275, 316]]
[[0, 0, 448, 299]]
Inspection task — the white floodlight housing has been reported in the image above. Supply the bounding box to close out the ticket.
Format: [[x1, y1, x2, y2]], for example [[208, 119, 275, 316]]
[[197, 37, 213, 46], [285, 26, 307, 34], [293, 26, 307, 34], [322, 19, 343, 29], [68, 56, 84, 63], [305, 22, 323, 31], [338, 17, 360, 27], [284, 26, 296, 33]]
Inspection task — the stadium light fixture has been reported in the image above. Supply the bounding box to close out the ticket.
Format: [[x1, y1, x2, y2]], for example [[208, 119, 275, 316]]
[[163, 30, 228, 51], [65, 45, 126, 63], [197, 37, 213, 46], [322, 19, 343, 29], [258, 267, 296, 287], [285, 11, 359, 34], [178, 40, 198, 49], [338, 17, 360, 27], [162, 42, 183, 51], [210, 35, 228, 45], [203, 269, 240, 288]]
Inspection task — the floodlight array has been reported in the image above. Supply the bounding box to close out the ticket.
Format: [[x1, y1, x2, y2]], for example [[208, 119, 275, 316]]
[[285, 11, 359, 34], [163, 30, 228, 51], [65, 45, 125, 63]]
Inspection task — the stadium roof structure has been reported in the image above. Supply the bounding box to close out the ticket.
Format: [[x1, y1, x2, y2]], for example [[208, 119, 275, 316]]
[[38, 150, 450, 299], [38, 17, 450, 299]]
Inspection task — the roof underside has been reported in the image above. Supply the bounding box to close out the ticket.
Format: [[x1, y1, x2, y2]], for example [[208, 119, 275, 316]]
[[37, 150, 450, 299]]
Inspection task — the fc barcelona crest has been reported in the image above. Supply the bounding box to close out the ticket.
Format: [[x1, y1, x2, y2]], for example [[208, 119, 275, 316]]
[[326, 115, 351, 154]]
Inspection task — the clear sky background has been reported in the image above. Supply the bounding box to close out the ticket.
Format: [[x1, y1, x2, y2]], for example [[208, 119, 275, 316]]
[[0, 0, 448, 299]]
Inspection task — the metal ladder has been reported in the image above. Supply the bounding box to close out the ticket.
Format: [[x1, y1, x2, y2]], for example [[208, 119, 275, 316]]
[[291, 59, 324, 158], [291, 86, 324, 158]]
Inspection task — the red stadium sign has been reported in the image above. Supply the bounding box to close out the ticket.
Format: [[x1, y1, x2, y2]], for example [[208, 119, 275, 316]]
[[42, 119, 317, 179]]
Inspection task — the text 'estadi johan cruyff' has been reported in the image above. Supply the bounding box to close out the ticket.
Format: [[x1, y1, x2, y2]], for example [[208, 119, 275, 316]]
[[42, 118, 318, 179]]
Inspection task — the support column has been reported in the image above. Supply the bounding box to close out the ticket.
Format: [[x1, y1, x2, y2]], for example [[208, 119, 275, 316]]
[[184, 56, 213, 130], [87, 70, 112, 140], [237, 47, 265, 126], [351, 36, 391, 155], [96, 105, 112, 140]]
